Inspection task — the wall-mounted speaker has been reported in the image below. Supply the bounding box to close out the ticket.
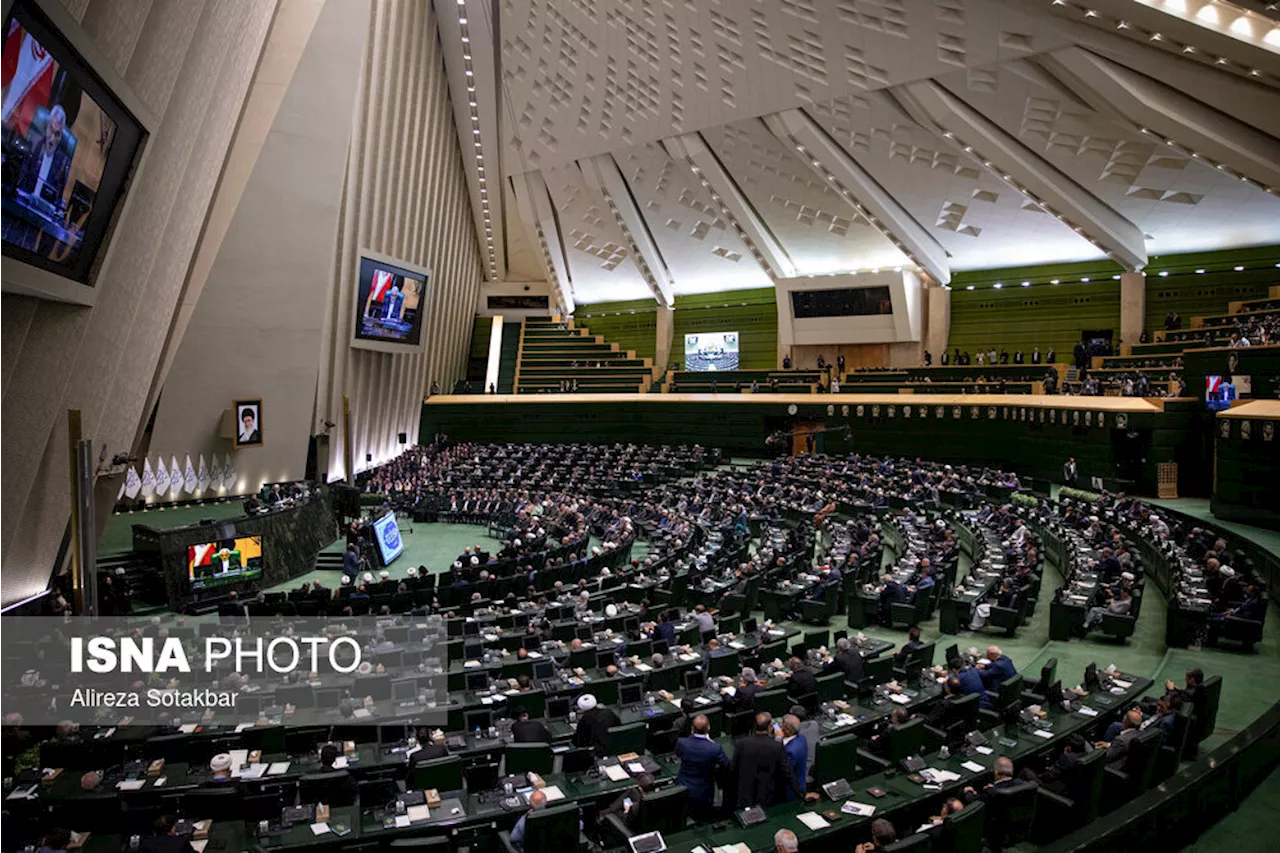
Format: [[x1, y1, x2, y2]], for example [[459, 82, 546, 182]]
[[366, 453, 372, 463], [397, 432, 407, 444]]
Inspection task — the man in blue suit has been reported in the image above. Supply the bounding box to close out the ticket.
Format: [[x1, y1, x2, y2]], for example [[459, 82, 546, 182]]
[[950, 656, 991, 709], [675, 715, 728, 822], [655, 609, 677, 648], [779, 715, 808, 802], [977, 646, 1016, 693]]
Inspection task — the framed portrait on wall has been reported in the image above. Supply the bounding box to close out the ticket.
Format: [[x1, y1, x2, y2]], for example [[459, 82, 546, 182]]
[[234, 399, 263, 447]]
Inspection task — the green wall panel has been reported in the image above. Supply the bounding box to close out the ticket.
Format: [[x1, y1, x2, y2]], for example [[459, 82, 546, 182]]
[[671, 289, 777, 371], [948, 281, 1121, 359], [467, 316, 493, 380], [577, 298, 658, 361]]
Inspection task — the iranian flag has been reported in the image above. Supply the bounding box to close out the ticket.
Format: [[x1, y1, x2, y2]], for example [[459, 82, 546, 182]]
[[140, 458, 155, 499], [124, 465, 142, 499], [183, 455, 197, 494], [369, 269, 393, 303], [223, 452, 237, 491], [2, 22, 55, 136], [169, 455, 183, 495], [154, 456, 169, 497]]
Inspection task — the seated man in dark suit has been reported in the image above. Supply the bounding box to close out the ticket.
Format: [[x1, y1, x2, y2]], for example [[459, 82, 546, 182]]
[[17, 105, 71, 200], [410, 729, 450, 763], [655, 610, 678, 648], [785, 657, 818, 701], [949, 657, 991, 709], [924, 676, 965, 726], [510, 705, 552, 744], [676, 715, 729, 822], [1096, 707, 1143, 763], [1162, 667, 1203, 711], [824, 638, 866, 684], [1039, 734, 1088, 796], [721, 667, 765, 712], [598, 772, 655, 835], [139, 816, 198, 853], [961, 756, 1022, 804], [878, 574, 908, 625]]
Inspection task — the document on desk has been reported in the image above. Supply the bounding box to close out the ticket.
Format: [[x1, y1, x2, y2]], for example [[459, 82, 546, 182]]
[[178, 724, 198, 734], [538, 785, 565, 802], [1078, 706, 1099, 717], [234, 763, 267, 780], [332, 756, 349, 769], [635, 663, 652, 672], [840, 801, 876, 817], [604, 765, 630, 782], [1032, 728, 1054, 739], [796, 812, 830, 830], [627, 762, 646, 774], [407, 805, 430, 823], [394, 815, 411, 828], [974, 746, 994, 755], [268, 762, 292, 775], [713, 844, 752, 853], [695, 696, 713, 705], [310, 823, 331, 836], [961, 761, 986, 773], [190, 842, 208, 853], [116, 779, 146, 791]]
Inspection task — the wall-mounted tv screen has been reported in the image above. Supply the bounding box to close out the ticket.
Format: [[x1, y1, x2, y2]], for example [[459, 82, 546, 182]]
[[373, 512, 404, 565], [353, 252, 429, 352], [791, 286, 892, 318], [1205, 375, 1236, 412], [1, 0, 146, 287], [188, 535, 263, 590], [685, 331, 739, 371]]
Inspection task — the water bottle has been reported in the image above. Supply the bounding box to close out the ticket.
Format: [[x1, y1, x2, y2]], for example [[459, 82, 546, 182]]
[[938, 745, 950, 760], [395, 799, 407, 815], [129, 836, 141, 851], [475, 726, 482, 741], [258, 820, 270, 836]]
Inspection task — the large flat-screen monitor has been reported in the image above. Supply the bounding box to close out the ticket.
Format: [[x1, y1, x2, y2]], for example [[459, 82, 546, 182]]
[[1, 0, 146, 292], [373, 512, 404, 565], [188, 536, 263, 590], [352, 251, 429, 353], [685, 331, 739, 371], [1205, 375, 1236, 412]]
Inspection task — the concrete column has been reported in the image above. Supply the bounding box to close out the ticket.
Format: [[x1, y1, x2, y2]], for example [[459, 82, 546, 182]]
[[655, 304, 674, 371], [1120, 271, 1146, 350], [925, 285, 951, 364]]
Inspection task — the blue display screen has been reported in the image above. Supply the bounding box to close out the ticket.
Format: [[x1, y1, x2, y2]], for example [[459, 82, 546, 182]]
[[373, 513, 404, 565]]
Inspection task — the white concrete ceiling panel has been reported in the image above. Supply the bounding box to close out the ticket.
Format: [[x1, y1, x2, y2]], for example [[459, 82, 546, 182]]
[[702, 118, 908, 275], [936, 56, 1280, 257], [807, 92, 1102, 269], [498, 0, 1081, 174], [612, 142, 774, 296], [542, 162, 653, 303]]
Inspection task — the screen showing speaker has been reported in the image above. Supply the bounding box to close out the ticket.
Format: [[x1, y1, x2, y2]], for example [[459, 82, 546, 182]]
[[373, 512, 404, 565], [353, 253, 429, 351], [1205, 375, 1236, 412], [2, 0, 146, 286], [187, 536, 263, 590], [684, 331, 739, 371]]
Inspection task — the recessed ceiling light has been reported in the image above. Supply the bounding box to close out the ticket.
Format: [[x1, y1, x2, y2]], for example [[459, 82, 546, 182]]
[[1081, 277, 1090, 282], [1050, 279, 1060, 284], [993, 283, 1003, 289], [1159, 271, 1169, 277], [1021, 281, 1030, 287], [966, 285, 975, 291], [1234, 265, 1245, 271], [1196, 269, 1205, 274]]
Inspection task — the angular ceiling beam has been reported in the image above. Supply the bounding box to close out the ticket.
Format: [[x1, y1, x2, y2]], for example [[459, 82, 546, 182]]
[[661, 134, 797, 280], [897, 79, 1149, 271], [510, 171, 575, 315], [434, 0, 503, 281], [579, 155, 674, 307], [1039, 47, 1280, 194], [763, 109, 951, 286]]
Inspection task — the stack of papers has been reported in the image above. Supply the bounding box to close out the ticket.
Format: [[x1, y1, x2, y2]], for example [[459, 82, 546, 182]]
[[921, 768, 961, 784], [267, 762, 291, 775], [539, 785, 565, 802], [604, 765, 630, 782], [960, 761, 986, 773], [796, 812, 830, 830], [406, 805, 430, 823]]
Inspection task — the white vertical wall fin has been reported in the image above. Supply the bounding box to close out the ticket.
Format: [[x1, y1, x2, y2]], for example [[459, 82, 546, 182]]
[[321, 0, 484, 480]]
